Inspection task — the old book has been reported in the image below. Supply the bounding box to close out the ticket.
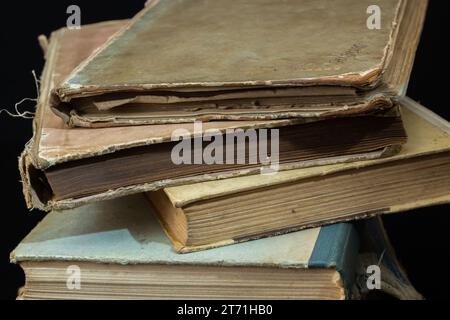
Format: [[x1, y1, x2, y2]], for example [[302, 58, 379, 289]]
[[20, 20, 407, 211], [11, 194, 360, 300], [147, 98, 450, 253], [50, 0, 427, 127]]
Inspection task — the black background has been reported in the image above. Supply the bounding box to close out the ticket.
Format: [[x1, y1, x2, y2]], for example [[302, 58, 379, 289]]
[[0, 0, 448, 301]]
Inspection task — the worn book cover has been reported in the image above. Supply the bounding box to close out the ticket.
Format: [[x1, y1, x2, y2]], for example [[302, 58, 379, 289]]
[[147, 98, 450, 252], [11, 194, 359, 300], [19, 20, 407, 211], [50, 0, 427, 127], [10, 196, 421, 300]]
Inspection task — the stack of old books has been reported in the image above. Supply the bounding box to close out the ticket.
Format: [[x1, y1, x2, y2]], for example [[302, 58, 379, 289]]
[[11, 0, 449, 300]]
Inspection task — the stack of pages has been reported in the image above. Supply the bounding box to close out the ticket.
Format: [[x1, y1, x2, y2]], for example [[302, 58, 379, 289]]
[[12, 0, 446, 300]]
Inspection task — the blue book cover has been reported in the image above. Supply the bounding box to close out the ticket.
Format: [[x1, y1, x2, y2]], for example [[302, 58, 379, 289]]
[[11, 194, 359, 300]]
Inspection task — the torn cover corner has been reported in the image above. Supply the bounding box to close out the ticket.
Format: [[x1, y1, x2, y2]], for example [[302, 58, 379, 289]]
[[18, 146, 52, 211]]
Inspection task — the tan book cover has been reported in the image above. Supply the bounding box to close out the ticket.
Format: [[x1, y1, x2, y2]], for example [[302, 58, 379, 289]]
[[147, 97, 450, 252], [50, 0, 427, 127], [20, 20, 406, 211]]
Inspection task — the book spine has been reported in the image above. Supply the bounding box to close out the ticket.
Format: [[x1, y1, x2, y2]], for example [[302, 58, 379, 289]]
[[309, 223, 359, 299]]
